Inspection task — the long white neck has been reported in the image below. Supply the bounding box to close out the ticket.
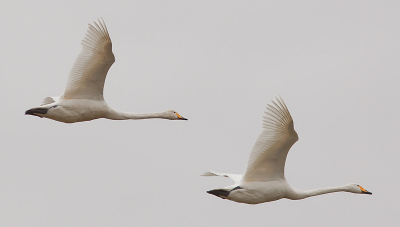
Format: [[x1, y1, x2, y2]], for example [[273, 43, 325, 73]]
[[288, 185, 352, 200], [107, 109, 166, 120]]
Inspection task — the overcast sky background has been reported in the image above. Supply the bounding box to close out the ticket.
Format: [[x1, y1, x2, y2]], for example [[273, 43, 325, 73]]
[[1, 1, 399, 226]]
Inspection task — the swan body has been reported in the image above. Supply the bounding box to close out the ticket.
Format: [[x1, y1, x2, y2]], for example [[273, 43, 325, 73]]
[[25, 19, 187, 123], [202, 97, 371, 204]]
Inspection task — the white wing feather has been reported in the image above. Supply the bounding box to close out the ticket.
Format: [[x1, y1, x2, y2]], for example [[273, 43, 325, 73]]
[[242, 96, 298, 183], [62, 18, 115, 100], [41, 96, 60, 106], [201, 170, 243, 185]]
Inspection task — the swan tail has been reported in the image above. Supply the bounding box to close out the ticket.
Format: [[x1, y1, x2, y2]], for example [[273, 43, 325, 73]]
[[207, 189, 230, 199], [25, 108, 48, 118], [25, 105, 58, 118], [207, 186, 242, 199]]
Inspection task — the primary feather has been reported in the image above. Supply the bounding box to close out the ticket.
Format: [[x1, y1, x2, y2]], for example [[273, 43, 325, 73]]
[[63, 18, 115, 100], [242, 96, 298, 182]]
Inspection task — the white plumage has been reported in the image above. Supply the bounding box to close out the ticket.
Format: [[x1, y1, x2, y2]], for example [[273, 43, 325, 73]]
[[25, 19, 187, 123], [63, 19, 114, 100], [202, 96, 371, 204]]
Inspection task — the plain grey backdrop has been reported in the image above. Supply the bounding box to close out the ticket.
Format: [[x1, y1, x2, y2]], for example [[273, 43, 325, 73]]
[[1, 1, 399, 226]]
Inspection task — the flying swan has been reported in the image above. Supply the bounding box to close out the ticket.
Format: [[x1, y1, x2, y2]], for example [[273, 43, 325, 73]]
[[202, 97, 371, 204], [25, 19, 187, 123]]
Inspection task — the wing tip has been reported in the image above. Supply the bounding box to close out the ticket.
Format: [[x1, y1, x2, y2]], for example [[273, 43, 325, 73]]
[[81, 18, 111, 49], [261, 95, 295, 129], [201, 171, 216, 177]]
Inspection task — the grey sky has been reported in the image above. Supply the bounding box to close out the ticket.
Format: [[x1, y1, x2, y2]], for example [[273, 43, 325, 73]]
[[1, 1, 399, 226]]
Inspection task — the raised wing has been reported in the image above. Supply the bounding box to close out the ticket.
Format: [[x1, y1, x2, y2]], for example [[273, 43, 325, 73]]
[[62, 18, 115, 100], [242, 96, 298, 183]]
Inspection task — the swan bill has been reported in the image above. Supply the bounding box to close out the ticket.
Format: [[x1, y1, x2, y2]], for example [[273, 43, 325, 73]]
[[175, 112, 188, 120], [358, 185, 372, 195]]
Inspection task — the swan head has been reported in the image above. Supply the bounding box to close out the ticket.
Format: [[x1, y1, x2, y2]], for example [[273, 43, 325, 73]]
[[163, 110, 188, 120], [348, 184, 372, 195]]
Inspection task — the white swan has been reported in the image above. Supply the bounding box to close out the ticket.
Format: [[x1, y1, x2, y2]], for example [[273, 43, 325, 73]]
[[25, 19, 187, 123], [202, 97, 371, 204]]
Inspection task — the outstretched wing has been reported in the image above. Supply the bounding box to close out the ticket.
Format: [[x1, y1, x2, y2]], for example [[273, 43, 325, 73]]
[[242, 96, 298, 183], [62, 18, 115, 100]]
